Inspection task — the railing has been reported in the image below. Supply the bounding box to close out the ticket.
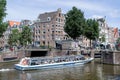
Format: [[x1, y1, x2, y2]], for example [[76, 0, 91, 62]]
[[29, 54, 85, 65]]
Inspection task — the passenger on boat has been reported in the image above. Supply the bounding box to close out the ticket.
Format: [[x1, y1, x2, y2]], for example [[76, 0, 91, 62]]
[[20, 57, 29, 65]]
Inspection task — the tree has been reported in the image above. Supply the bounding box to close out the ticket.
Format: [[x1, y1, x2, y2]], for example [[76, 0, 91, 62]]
[[100, 34, 105, 42], [116, 37, 120, 44], [64, 6, 86, 40], [8, 34, 13, 47], [0, 0, 8, 37], [116, 37, 120, 50], [84, 19, 99, 47], [19, 26, 32, 48], [8, 29, 20, 47]]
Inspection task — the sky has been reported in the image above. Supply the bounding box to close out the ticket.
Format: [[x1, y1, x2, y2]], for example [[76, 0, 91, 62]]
[[5, 0, 120, 28]]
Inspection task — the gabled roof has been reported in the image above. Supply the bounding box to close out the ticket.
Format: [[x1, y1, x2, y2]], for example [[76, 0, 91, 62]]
[[37, 11, 57, 22], [8, 21, 20, 27], [37, 9, 62, 22]]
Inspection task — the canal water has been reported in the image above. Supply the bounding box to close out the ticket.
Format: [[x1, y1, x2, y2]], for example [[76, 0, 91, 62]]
[[0, 60, 120, 80]]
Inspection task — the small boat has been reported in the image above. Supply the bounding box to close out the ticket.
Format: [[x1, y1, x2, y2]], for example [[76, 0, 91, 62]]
[[14, 55, 94, 71]]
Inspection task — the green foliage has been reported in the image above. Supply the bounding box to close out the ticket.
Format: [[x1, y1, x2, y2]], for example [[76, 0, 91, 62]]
[[84, 19, 99, 47], [8, 34, 13, 47], [116, 37, 120, 51], [116, 37, 120, 44], [64, 6, 86, 39], [101, 34, 105, 42], [8, 29, 20, 47], [19, 26, 32, 47], [0, 0, 8, 37], [0, 22, 8, 37], [0, 0, 7, 22], [84, 19, 99, 40]]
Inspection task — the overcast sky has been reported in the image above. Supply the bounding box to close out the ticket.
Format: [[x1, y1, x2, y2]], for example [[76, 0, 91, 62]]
[[5, 0, 120, 28]]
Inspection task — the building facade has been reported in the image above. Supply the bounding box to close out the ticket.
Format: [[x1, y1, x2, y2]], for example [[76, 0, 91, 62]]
[[97, 17, 119, 48], [33, 8, 66, 47], [1, 9, 119, 49], [0, 21, 20, 48]]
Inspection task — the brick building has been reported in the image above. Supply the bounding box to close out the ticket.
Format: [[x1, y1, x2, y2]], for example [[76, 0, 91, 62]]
[[33, 8, 66, 47]]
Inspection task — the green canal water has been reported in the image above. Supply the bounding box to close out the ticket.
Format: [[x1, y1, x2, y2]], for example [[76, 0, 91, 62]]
[[0, 60, 120, 80]]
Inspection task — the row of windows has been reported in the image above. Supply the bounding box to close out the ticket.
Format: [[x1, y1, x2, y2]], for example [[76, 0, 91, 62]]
[[52, 31, 62, 33], [52, 24, 63, 27], [34, 34, 64, 39], [56, 18, 65, 23], [35, 30, 62, 34], [34, 41, 50, 45], [35, 24, 63, 28]]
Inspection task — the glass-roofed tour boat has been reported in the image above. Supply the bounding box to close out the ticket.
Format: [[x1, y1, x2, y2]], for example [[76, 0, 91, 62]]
[[15, 54, 94, 71]]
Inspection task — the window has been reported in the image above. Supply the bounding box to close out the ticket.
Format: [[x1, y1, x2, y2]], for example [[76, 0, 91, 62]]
[[43, 35, 45, 39], [58, 31, 60, 33], [59, 13, 61, 17], [43, 31, 46, 34], [43, 41, 45, 45], [52, 25, 54, 27], [47, 17, 51, 21], [52, 31, 54, 33], [58, 18, 60, 22]]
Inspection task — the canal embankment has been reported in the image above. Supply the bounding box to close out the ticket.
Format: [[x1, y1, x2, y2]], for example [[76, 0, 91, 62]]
[[1, 48, 120, 65]]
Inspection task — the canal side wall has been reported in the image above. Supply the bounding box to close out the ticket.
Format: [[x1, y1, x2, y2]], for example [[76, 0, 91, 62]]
[[0, 50, 25, 62], [101, 51, 113, 64], [113, 51, 120, 65], [0, 55, 3, 61], [101, 51, 120, 65]]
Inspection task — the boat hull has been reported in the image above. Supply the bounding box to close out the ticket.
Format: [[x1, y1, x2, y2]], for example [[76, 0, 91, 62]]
[[14, 58, 94, 71]]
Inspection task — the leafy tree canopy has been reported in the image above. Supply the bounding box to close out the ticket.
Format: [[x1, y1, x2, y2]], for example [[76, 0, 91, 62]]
[[19, 26, 32, 47], [84, 19, 99, 40], [0, 0, 8, 37], [116, 37, 120, 44], [8, 29, 20, 47], [100, 34, 106, 42], [84, 19, 99, 47], [64, 6, 86, 40]]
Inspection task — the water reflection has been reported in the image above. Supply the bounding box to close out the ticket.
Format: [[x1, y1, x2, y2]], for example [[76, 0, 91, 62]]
[[19, 63, 101, 80], [19, 65, 84, 80], [1, 61, 120, 80]]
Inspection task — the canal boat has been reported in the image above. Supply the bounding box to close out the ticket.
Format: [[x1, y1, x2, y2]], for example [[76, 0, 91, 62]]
[[14, 55, 94, 71]]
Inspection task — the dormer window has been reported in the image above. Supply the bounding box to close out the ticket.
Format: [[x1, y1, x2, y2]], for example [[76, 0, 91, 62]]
[[47, 17, 51, 21], [59, 13, 61, 17], [13, 23, 17, 27]]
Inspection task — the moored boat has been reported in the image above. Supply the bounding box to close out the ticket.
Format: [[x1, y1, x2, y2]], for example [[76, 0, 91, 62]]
[[14, 55, 94, 71]]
